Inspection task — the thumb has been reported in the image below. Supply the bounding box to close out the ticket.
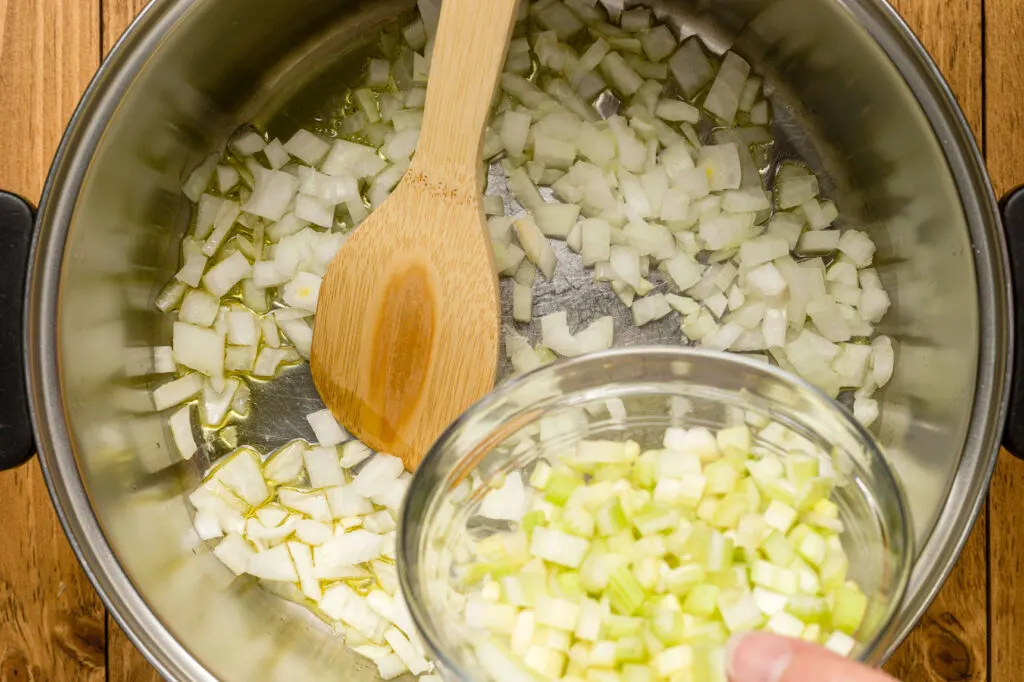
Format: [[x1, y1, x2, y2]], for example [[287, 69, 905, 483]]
[[727, 632, 899, 682]]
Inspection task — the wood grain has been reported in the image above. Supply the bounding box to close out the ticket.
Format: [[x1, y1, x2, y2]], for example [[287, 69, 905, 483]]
[[310, 0, 514, 470], [106, 619, 161, 682], [100, 0, 147, 55], [0, 1, 106, 680], [881, 0, 989, 679], [985, 0, 1024, 674]]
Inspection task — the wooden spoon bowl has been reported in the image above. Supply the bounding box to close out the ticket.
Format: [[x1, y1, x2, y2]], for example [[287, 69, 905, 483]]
[[310, 0, 520, 471]]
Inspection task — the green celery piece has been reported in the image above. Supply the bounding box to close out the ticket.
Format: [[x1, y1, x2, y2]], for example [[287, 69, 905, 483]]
[[596, 499, 628, 537], [831, 585, 868, 635], [630, 452, 658, 490], [621, 663, 653, 682], [681, 583, 719, 618], [521, 510, 547, 534], [615, 636, 648, 663], [608, 565, 647, 615], [557, 571, 584, 599], [760, 531, 795, 566], [604, 614, 645, 639], [665, 563, 705, 596], [651, 609, 685, 646], [545, 468, 583, 505]]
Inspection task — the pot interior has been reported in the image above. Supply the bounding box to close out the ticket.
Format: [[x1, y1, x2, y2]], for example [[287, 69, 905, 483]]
[[35, 0, 1001, 679]]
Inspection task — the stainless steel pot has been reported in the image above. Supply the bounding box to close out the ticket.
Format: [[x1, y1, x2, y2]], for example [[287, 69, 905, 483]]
[[0, 0, 1020, 679]]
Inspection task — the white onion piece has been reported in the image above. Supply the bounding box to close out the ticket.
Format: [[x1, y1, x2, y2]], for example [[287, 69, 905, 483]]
[[173, 322, 225, 385], [500, 110, 531, 158], [697, 144, 742, 192], [540, 311, 582, 357], [797, 230, 841, 256], [169, 405, 197, 459], [632, 293, 672, 326], [284, 129, 330, 166], [179, 289, 219, 327], [747, 263, 788, 298], [252, 347, 289, 377], [514, 216, 557, 280], [322, 140, 387, 179], [767, 213, 804, 250], [533, 203, 581, 239], [576, 315, 614, 353], [304, 445, 345, 488], [203, 251, 252, 298], [182, 154, 219, 203], [277, 317, 313, 358], [704, 51, 751, 124], [513, 283, 533, 323], [306, 408, 349, 446], [153, 372, 203, 411], [778, 173, 820, 210], [231, 132, 266, 156], [200, 200, 241, 258], [838, 230, 877, 267], [213, 534, 255, 575], [264, 139, 290, 170], [248, 545, 298, 582], [214, 448, 270, 506], [264, 441, 306, 484], [243, 169, 299, 223], [282, 272, 322, 312], [298, 167, 359, 206], [226, 310, 259, 346], [353, 453, 405, 497], [294, 194, 335, 228], [669, 38, 717, 99], [203, 377, 240, 426], [369, 160, 410, 208], [195, 194, 223, 240], [479, 472, 527, 522]]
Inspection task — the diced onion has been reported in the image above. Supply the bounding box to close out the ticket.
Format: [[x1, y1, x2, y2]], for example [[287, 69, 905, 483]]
[[164, 4, 896, 677]]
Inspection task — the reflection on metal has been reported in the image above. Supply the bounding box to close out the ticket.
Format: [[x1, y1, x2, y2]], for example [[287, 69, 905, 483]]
[[24, 0, 1007, 679]]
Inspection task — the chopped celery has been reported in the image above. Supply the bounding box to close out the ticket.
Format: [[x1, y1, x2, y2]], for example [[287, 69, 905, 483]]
[[831, 585, 868, 635], [608, 566, 647, 615], [604, 614, 645, 639], [546, 467, 585, 505], [455, 421, 873, 679], [760, 531, 795, 566], [681, 584, 719, 618], [595, 499, 628, 536]]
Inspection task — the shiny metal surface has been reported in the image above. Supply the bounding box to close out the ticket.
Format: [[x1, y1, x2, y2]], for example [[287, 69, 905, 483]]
[[25, 0, 1007, 680]]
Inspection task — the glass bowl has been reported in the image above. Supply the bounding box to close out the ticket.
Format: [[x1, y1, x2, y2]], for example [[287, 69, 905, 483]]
[[398, 347, 911, 680]]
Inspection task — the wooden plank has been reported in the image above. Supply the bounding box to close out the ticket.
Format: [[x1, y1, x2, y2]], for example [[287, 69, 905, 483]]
[[101, 0, 148, 54], [882, 0, 988, 679], [884, 512, 988, 681], [107, 618, 162, 682], [0, 2, 105, 680], [985, 0, 1024, 675], [99, 1, 166, 679]]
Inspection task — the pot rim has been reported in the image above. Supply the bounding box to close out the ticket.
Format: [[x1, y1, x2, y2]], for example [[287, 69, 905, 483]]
[[23, 0, 1010, 677]]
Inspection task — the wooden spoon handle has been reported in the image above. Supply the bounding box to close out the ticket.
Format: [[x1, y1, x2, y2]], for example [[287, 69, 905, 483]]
[[413, 0, 520, 182]]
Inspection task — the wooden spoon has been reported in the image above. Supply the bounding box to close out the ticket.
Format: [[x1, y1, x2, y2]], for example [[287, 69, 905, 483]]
[[310, 0, 519, 471]]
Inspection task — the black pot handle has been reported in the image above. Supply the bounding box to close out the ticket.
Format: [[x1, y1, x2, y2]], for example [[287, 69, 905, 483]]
[[1001, 186, 1024, 459], [0, 192, 37, 470]]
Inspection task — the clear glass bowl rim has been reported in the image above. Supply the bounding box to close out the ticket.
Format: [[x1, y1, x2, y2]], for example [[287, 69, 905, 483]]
[[398, 346, 914, 678]]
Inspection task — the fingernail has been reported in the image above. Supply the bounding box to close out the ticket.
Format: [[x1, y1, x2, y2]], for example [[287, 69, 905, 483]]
[[726, 632, 795, 682]]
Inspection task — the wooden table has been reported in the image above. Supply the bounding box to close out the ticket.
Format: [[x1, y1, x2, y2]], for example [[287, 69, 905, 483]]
[[0, 0, 1020, 679]]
